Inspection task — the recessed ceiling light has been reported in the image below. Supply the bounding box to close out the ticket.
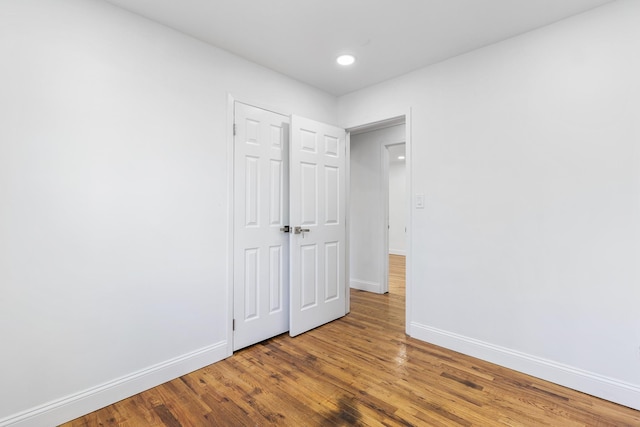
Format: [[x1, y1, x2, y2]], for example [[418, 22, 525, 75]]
[[398, 155, 405, 160], [336, 54, 356, 66]]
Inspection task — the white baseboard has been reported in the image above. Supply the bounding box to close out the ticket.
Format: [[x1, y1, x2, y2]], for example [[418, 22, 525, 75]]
[[389, 249, 406, 256], [350, 279, 383, 294], [410, 322, 640, 411], [0, 342, 229, 427]]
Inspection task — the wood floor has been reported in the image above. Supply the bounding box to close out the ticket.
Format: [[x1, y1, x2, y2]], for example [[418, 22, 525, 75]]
[[63, 255, 640, 426]]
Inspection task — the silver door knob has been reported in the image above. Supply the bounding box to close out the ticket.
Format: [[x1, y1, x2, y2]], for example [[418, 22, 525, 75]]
[[294, 226, 310, 235]]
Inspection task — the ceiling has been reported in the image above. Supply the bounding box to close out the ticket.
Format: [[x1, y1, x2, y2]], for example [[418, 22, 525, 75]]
[[103, 0, 615, 96]]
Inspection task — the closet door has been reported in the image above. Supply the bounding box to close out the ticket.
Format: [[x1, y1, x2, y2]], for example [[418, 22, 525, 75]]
[[289, 115, 347, 336], [233, 102, 290, 350]]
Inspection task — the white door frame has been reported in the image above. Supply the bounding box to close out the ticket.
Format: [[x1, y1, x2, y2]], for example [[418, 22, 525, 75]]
[[344, 108, 412, 335]]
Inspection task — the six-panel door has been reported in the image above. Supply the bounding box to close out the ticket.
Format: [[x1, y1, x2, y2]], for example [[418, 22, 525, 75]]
[[289, 115, 347, 337], [233, 102, 290, 350]]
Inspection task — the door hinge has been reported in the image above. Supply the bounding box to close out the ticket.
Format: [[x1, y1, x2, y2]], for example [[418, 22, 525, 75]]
[[233, 123, 237, 136], [232, 319, 235, 331]]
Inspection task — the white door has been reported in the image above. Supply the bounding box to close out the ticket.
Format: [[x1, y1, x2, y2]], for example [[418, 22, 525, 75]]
[[289, 115, 347, 336], [233, 102, 290, 350]]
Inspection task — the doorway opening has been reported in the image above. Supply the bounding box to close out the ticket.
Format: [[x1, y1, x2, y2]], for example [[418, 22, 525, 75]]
[[347, 114, 410, 331], [385, 143, 407, 298]]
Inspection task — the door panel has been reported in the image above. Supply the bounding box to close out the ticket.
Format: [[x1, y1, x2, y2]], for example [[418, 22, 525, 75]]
[[300, 163, 317, 225], [233, 102, 290, 350], [290, 115, 347, 337]]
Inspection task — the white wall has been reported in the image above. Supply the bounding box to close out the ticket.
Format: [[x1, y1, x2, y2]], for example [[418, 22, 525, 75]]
[[350, 125, 405, 293], [3, 0, 640, 422], [341, 0, 640, 410], [0, 1, 336, 425], [388, 158, 407, 255]]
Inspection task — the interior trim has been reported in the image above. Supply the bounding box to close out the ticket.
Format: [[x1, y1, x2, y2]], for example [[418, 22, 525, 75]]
[[410, 322, 640, 412], [1, 342, 228, 427]]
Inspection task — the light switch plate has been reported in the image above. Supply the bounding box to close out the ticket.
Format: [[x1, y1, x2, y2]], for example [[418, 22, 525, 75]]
[[415, 194, 425, 209]]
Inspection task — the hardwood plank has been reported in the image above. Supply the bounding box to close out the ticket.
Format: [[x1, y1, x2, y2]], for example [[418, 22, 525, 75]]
[[61, 255, 640, 426]]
